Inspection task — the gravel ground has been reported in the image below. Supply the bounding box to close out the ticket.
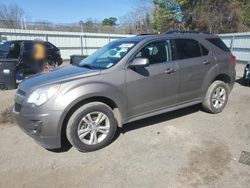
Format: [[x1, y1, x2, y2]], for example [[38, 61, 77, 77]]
[[0, 63, 249, 188]]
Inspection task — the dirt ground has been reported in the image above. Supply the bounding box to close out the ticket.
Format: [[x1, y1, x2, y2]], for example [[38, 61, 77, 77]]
[[0, 64, 249, 188]]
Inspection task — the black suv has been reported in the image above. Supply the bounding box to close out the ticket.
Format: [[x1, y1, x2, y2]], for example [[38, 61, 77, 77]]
[[0, 40, 63, 66]]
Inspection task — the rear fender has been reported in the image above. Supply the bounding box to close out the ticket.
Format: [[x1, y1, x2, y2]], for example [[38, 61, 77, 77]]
[[201, 64, 219, 97]]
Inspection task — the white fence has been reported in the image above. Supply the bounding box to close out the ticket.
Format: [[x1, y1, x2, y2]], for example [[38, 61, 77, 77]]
[[0, 29, 249, 62], [0, 29, 133, 60], [219, 32, 250, 62]]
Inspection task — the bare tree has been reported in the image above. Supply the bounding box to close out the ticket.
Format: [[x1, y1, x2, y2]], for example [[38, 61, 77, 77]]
[[119, 0, 153, 34], [0, 3, 25, 28], [119, 11, 137, 34], [134, 0, 153, 33]]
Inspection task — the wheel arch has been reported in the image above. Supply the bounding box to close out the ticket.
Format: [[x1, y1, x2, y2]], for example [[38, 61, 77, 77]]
[[59, 96, 123, 147], [212, 73, 233, 91], [202, 65, 234, 97]]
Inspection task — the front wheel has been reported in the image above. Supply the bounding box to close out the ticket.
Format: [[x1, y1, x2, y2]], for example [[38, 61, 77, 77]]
[[66, 102, 117, 152], [202, 81, 229, 114]]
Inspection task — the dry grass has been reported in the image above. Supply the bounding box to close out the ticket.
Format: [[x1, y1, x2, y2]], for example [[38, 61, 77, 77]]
[[0, 107, 15, 124]]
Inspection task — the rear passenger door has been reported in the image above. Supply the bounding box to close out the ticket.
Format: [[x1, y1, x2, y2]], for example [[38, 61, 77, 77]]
[[172, 38, 213, 103]]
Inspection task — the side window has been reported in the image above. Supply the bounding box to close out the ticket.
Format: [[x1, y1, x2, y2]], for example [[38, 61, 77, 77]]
[[174, 39, 201, 60], [135, 40, 172, 64], [201, 44, 209, 56]]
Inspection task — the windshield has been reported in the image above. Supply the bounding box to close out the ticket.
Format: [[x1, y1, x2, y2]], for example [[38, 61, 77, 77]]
[[79, 40, 137, 69], [0, 41, 11, 52]]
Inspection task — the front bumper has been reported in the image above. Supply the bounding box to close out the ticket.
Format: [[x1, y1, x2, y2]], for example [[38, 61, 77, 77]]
[[13, 108, 63, 149]]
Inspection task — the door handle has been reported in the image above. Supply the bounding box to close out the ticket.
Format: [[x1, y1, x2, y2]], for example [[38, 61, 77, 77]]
[[203, 60, 211, 65], [165, 68, 176, 74]]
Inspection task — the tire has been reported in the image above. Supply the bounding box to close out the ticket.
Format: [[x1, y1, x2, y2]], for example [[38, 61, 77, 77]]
[[47, 59, 58, 68], [66, 102, 117, 152], [202, 81, 229, 114]]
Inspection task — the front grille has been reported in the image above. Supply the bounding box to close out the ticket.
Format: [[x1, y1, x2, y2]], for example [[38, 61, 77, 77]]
[[17, 89, 26, 97], [14, 89, 26, 113], [15, 89, 26, 104], [14, 103, 22, 113]]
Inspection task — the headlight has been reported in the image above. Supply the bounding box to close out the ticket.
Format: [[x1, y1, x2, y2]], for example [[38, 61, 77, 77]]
[[27, 85, 60, 106]]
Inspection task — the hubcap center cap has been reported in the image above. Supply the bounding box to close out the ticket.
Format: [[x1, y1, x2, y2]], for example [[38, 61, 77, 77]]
[[90, 123, 98, 131]]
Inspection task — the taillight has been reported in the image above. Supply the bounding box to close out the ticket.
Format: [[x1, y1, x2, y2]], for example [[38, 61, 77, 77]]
[[231, 55, 236, 65]]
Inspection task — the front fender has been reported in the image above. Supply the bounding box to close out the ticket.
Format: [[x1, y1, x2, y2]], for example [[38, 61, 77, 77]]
[[54, 82, 127, 136]]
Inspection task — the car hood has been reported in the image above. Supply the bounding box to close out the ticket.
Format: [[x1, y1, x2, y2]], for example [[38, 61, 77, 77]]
[[19, 65, 101, 92]]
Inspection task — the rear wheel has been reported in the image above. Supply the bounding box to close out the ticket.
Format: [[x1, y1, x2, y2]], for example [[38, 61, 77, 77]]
[[66, 102, 117, 152], [202, 81, 229, 114]]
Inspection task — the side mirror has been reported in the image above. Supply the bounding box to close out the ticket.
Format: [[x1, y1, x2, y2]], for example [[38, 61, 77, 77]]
[[129, 58, 149, 68]]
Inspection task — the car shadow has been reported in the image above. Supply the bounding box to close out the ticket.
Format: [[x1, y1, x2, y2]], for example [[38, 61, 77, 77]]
[[112, 104, 201, 142], [46, 139, 72, 153], [49, 104, 201, 153], [235, 77, 249, 87]]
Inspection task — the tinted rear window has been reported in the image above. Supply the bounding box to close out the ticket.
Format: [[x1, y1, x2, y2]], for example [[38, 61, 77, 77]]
[[174, 39, 201, 60], [207, 38, 230, 52]]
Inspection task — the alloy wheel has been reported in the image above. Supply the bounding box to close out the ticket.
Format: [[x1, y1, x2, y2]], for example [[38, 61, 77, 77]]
[[77, 112, 110, 145], [212, 87, 226, 109]]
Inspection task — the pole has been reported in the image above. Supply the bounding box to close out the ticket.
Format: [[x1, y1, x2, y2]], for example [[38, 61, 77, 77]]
[[80, 35, 83, 55], [230, 35, 235, 51]]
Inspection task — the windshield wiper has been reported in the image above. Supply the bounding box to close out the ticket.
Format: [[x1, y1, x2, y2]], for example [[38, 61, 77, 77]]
[[80, 64, 93, 69]]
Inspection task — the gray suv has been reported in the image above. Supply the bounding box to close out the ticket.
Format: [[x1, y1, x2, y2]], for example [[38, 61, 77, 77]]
[[14, 32, 236, 152]]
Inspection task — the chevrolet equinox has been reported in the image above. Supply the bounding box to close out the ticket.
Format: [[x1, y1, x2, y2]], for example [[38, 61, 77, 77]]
[[14, 31, 236, 152]]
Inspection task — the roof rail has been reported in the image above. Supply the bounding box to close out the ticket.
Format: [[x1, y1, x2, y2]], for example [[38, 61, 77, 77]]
[[136, 33, 154, 36], [165, 30, 211, 35]]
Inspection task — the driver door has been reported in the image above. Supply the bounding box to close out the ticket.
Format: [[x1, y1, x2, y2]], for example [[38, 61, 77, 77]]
[[125, 40, 178, 118]]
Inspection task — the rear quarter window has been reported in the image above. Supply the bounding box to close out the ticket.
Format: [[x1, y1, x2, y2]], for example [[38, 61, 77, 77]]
[[206, 38, 230, 52], [201, 44, 209, 56]]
